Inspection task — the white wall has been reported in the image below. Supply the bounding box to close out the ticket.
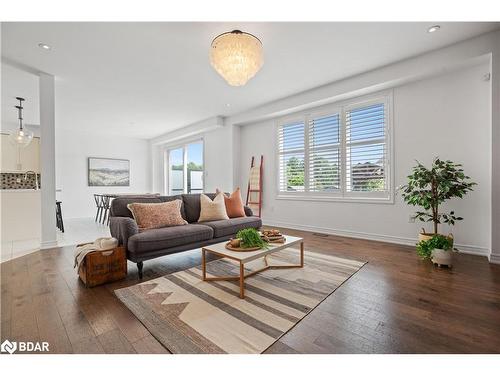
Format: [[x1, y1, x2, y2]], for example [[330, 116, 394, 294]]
[[203, 124, 234, 193], [56, 129, 152, 219], [237, 63, 491, 255]]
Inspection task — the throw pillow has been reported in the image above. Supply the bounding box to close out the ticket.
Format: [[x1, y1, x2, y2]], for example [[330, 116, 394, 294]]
[[198, 192, 229, 222], [127, 200, 187, 230], [216, 187, 246, 218]]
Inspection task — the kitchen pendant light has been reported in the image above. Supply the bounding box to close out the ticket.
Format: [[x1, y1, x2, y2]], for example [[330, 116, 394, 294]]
[[8, 97, 33, 148], [209, 30, 263, 86]]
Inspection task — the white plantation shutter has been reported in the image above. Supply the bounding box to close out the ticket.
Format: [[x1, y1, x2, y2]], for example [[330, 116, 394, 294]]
[[345, 103, 387, 192], [278, 121, 305, 192], [308, 113, 341, 192], [277, 94, 391, 200]]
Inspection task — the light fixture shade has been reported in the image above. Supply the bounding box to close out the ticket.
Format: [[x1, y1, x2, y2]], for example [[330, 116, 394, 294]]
[[8, 128, 34, 148], [210, 30, 263, 86]]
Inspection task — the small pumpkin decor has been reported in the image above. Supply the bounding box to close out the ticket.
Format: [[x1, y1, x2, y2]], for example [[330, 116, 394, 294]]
[[401, 158, 476, 260], [416, 234, 455, 268]]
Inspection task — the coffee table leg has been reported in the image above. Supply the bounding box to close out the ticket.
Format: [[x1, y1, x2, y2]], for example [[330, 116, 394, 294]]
[[202, 249, 207, 281], [239, 262, 245, 299], [300, 241, 304, 267]]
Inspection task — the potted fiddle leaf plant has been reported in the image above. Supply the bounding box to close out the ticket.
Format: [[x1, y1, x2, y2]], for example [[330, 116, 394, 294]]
[[401, 158, 476, 243], [416, 234, 455, 267]]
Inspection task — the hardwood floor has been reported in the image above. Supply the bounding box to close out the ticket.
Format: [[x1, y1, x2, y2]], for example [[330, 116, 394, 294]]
[[2, 227, 500, 354]]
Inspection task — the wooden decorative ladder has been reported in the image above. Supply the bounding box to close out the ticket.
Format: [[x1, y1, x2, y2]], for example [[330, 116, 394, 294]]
[[246, 155, 263, 218]]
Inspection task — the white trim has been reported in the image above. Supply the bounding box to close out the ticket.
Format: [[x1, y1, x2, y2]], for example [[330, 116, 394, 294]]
[[263, 219, 490, 258], [150, 116, 223, 146], [489, 254, 500, 264], [41, 240, 59, 250], [275, 193, 393, 204]]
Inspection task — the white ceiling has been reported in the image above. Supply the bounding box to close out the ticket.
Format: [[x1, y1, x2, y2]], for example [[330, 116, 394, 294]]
[[1, 22, 499, 139]]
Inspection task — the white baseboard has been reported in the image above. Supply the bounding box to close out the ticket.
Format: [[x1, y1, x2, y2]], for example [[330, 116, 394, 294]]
[[40, 240, 59, 250], [263, 219, 490, 258], [489, 254, 500, 264]]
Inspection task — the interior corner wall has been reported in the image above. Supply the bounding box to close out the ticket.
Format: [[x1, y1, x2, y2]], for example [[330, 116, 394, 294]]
[[490, 44, 500, 263], [203, 124, 234, 193], [237, 62, 492, 255], [56, 129, 152, 219]]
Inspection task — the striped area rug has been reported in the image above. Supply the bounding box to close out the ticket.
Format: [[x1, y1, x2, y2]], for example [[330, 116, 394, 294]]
[[115, 248, 366, 354]]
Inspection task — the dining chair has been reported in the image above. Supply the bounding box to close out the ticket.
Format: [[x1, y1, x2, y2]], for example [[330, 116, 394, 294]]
[[101, 195, 111, 225], [56, 201, 64, 232], [94, 194, 103, 223]]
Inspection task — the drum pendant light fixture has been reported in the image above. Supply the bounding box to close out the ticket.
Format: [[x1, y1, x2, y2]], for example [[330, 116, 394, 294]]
[[9, 97, 34, 148], [210, 30, 263, 86]]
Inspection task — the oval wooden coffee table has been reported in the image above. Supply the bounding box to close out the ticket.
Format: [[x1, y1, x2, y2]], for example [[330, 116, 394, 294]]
[[201, 234, 304, 299]]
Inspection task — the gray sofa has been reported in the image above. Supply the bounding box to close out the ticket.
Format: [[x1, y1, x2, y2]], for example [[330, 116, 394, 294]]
[[109, 193, 262, 278]]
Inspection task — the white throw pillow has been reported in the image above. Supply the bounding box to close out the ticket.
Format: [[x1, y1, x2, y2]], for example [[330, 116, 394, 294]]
[[198, 193, 230, 222]]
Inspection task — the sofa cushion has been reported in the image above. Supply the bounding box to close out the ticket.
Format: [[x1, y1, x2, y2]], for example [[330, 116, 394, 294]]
[[182, 193, 217, 223], [111, 197, 162, 218], [216, 187, 246, 218], [158, 195, 186, 220], [128, 224, 214, 255], [201, 216, 262, 238], [127, 200, 187, 230], [198, 193, 229, 222]]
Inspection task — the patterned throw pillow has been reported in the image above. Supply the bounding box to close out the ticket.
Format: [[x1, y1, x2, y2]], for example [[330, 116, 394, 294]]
[[216, 187, 246, 218], [127, 200, 187, 230], [198, 193, 229, 222]]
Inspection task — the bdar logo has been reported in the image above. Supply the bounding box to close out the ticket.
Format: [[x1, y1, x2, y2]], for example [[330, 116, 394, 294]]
[[1, 339, 17, 354], [0, 340, 49, 353]]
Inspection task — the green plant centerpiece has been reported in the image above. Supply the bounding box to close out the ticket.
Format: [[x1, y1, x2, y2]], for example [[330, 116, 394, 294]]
[[236, 228, 269, 249], [401, 158, 476, 237]]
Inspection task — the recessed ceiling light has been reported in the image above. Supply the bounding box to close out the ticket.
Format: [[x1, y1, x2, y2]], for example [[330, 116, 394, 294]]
[[225, 103, 231, 107], [38, 43, 52, 50], [427, 25, 441, 33]]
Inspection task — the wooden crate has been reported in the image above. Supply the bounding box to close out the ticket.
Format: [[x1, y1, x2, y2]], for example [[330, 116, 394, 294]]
[[78, 245, 127, 287]]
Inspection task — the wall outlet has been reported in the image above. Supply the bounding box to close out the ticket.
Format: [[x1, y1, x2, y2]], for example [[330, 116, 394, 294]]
[[408, 215, 416, 223]]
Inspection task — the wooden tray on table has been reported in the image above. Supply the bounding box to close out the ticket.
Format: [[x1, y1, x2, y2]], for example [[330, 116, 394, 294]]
[[225, 242, 263, 252]]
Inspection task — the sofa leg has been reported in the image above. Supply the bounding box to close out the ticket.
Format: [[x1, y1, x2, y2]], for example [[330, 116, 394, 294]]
[[137, 261, 144, 279]]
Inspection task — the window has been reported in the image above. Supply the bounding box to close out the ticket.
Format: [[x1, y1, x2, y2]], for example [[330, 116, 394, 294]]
[[308, 113, 341, 192], [345, 103, 386, 193], [277, 94, 392, 202], [278, 121, 305, 192], [166, 140, 204, 195]]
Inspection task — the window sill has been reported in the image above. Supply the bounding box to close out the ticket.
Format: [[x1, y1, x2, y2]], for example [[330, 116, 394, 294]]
[[275, 193, 394, 204]]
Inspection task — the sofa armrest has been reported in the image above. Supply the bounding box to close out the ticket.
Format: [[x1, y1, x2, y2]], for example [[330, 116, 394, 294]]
[[110, 216, 139, 249], [244, 205, 254, 217]]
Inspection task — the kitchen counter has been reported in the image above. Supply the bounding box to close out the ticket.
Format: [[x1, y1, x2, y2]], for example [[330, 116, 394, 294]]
[[1, 189, 41, 193]]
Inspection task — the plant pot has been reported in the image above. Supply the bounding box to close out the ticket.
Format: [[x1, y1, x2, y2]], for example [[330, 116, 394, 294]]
[[418, 230, 454, 246], [418, 232, 435, 242], [431, 248, 453, 268], [229, 238, 241, 247]]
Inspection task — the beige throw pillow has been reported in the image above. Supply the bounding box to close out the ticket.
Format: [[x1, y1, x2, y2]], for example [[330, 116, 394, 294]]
[[198, 193, 229, 222], [127, 200, 187, 230]]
